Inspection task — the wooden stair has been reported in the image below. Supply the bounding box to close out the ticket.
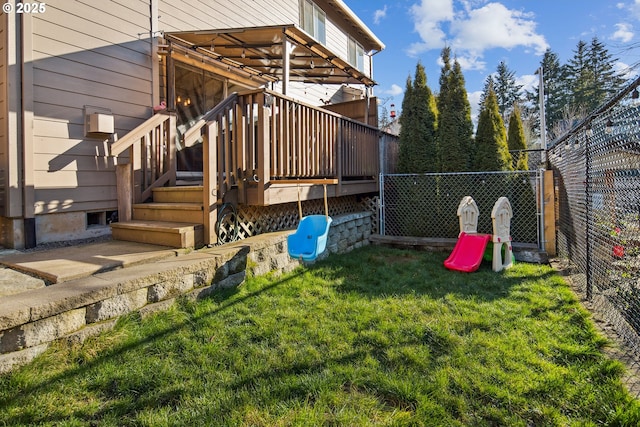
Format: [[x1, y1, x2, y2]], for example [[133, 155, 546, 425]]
[[111, 186, 205, 248]]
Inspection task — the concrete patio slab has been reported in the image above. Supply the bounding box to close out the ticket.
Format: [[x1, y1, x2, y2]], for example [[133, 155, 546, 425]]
[[0, 241, 182, 284]]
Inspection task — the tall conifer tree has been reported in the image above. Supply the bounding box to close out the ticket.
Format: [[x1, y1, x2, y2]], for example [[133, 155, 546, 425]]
[[397, 62, 438, 172], [438, 56, 474, 172], [436, 47, 452, 171], [473, 83, 512, 171], [398, 75, 415, 172], [538, 49, 569, 134], [493, 61, 522, 121], [587, 37, 625, 107], [567, 40, 595, 112], [507, 104, 528, 171], [437, 47, 452, 115]]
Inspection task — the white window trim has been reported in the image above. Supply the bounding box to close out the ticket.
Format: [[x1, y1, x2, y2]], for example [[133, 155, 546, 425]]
[[348, 36, 365, 71], [301, 0, 326, 44]]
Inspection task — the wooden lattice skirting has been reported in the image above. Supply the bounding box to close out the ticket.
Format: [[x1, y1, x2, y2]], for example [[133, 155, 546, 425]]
[[216, 196, 379, 244]]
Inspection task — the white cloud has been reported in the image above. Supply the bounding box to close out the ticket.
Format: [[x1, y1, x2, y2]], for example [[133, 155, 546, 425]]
[[374, 5, 388, 25], [379, 84, 404, 97], [454, 54, 486, 71], [516, 74, 538, 93], [450, 3, 548, 56], [409, 0, 454, 52], [406, 42, 430, 57], [614, 60, 639, 80], [408, 0, 548, 71], [632, 0, 640, 17], [387, 84, 404, 96], [612, 22, 634, 43], [467, 90, 483, 125]]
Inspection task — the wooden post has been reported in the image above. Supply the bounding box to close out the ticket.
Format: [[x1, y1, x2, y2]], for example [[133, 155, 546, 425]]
[[543, 169, 556, 256], [202, 125, 218, 246], [116, 163, 132, 222], [323, 183, 328, 220], [336, 121, 343, 196], [257, 94, 270, 205], [168, 113, 177, 186], [217, 119, 225, 205], [297, 183, 302, 220]]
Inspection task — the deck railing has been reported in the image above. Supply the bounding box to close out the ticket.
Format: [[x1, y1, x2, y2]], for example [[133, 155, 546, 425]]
[[182, 93, 240, 243], [189, 89, 380, 182], [109, 112, 176, 221], [113, 89, 382, 244]]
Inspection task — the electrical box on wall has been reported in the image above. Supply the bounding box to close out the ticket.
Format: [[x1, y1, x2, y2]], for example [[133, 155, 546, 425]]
[[84, 105, 114, 137], [88, 113, 114, 134]]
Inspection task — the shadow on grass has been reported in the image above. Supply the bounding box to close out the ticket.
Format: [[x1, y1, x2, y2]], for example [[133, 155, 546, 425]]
[[0, 271, 304, 415], [0, 245, 564, 425], [310, 244, 556, 302]]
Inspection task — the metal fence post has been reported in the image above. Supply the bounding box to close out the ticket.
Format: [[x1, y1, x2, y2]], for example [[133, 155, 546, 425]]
[[585, 130, 593, 301], [538, 168, 545, 252], [379, 172, 385, 236]]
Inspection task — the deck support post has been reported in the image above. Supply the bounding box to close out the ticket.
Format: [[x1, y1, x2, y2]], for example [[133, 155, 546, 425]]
[[116, 162, 133, 222], [203, 124, 218, 245], [282, 37, 290, 96], [257, 93, 270, 205]]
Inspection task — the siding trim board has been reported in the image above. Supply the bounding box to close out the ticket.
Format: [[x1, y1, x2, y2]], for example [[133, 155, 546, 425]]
[[0, 12, 7, 217]]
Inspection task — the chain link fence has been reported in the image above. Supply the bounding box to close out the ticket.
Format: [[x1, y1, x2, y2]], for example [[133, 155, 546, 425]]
[[380, 171, 542, 246], [550, 78, 640, 352]]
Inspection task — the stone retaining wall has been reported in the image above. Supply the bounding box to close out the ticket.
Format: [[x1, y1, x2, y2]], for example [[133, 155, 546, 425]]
[[246, 211, 372, 276], [0, 212, 372, 373]]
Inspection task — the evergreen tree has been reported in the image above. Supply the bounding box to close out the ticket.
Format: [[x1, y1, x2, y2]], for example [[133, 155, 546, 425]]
[[561, 37, 624, 129], [507, 104, 528, 170], [527, 43, 625, 139], [493, 61, 523, 121], [398, 75, 416, 172], [567, 40, 596, 112], [435, 47, 451, 171], [438, 58, 474, 172], [479, 75, 495, 108], [542, 49, 570, 134], [378, 104, 391, 130], [506, 103, 537, 243], [587, 37, 625, 107], [473, 82, 512, 171], [437, 46, 452, 114], [397, 62, 439, 172]]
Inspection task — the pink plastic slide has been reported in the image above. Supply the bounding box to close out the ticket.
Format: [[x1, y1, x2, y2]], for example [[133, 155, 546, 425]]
[[444, 232, 492, 273]]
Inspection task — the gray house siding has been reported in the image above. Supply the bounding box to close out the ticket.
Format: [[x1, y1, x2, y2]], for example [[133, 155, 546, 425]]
[[0, 0, 380, 247], [31, 1, 152, 225]]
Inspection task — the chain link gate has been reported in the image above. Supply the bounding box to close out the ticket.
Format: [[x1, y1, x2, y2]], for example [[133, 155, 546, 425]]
[[379, 170, 543, 247]]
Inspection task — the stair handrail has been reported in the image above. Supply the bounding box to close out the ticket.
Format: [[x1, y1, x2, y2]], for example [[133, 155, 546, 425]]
[[181, 92, 240, 246], [182, 92, 239, 148], [110, 111, 174, 157], [110, 111, 177, 220]]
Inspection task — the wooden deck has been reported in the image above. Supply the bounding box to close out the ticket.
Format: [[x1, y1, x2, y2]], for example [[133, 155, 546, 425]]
[[110, 88, 394, 246], [245, 179, 378, 206]]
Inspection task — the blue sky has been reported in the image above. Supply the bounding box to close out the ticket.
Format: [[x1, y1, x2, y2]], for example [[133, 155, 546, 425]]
[[344, 0, 640, 118]]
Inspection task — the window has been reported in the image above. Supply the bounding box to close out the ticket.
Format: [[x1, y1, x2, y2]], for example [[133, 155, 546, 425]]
[[174, 63, 225, 127], [348, 36, 364, 71], [301, 0, 326, 44]]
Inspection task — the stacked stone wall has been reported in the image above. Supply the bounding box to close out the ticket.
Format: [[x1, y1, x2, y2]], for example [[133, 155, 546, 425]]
[[0, 212, 373, 373]]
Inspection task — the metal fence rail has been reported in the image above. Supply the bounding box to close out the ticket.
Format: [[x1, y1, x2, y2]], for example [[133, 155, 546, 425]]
[[380, 170, 542, 246], [550, 78, 640, 351]]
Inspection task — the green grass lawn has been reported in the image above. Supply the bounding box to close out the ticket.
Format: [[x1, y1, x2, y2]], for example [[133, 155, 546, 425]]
[[1, 245, 640, 426]]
